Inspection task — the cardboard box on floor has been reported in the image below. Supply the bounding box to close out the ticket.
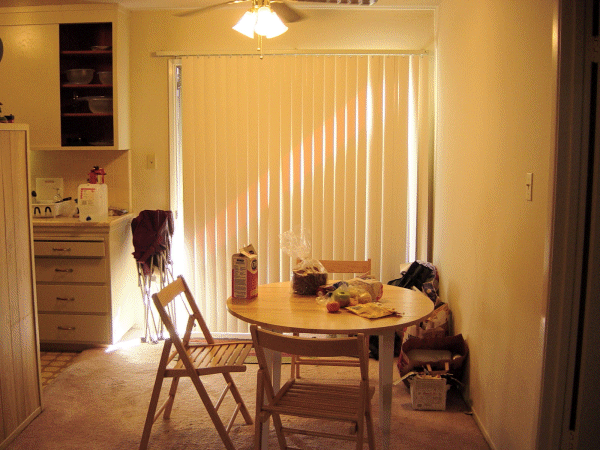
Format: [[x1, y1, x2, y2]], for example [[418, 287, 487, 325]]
[[410, 375, 449, 410]]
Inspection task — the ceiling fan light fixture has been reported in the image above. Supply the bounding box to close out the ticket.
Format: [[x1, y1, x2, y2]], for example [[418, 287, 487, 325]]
[[233, 10, 258, 39], [254, 6, 288, 38]]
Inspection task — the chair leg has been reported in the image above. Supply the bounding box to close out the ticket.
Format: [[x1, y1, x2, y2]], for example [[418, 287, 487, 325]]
[[163, 376, 180, 419], [291, 332, 300, 379], [189, 373, 237, 450], [365, 404, 376, 450], [254, 373, 265, 450], [139, 341, 171, 450], [271, 411, 288, 450], [290, 354, 297, 379], [355, 418, 364, 450], [222, 372, 253, 425]]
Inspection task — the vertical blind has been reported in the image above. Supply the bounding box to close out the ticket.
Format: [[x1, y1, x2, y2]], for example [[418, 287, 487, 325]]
[[182, 53, 430, 335]]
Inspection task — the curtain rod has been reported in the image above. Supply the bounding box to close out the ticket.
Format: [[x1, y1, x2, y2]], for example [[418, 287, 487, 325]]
[[154, 49, 429, 58]]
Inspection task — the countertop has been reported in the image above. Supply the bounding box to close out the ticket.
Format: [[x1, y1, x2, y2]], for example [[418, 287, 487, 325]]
[[32, 213, 134, 229]]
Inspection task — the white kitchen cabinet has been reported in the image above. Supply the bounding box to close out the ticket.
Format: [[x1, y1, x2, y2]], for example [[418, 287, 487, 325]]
[[33, 215, 140, 348], [0, 124, 42, 448], [0, 4, 130, 150], [0, 24, 61, 149]]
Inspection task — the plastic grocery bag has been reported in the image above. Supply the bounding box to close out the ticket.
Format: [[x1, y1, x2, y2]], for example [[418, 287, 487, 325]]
[[280, 227, 327, 295]]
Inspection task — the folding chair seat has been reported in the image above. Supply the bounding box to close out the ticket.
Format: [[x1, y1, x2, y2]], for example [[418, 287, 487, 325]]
[[139, 275, 253, 450], [251, 324, 376, 450], [290, 259, 371, 378]]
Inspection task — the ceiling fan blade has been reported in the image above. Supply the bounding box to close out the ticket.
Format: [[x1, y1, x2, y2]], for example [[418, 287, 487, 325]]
[[175, 0, 252, 17], [289, 0, 377, 4], [271, 1, 305, 23]]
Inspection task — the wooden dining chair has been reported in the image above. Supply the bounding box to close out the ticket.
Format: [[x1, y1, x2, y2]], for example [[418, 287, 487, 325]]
[[291, 258, 372, 378], [250, 324, 376, 450], [139, 275, 253, 450]]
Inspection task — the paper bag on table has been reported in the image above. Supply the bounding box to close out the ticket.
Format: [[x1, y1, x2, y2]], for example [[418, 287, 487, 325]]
[[346, 302, 399, 319]]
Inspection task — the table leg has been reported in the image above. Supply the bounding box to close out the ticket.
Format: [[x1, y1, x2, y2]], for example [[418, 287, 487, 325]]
[[379, 331, 395, 450], [261, 347, 282, 449]]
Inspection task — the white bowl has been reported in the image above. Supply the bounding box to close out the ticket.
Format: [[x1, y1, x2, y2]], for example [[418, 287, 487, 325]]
[[66, 68, 94, 85], [85, 96, 112, 114], [98, 71, 112, 85]]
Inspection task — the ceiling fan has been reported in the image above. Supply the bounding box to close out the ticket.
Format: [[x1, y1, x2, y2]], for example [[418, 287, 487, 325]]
[[177, 0, 378, 55], [177, 0, 379, 27]]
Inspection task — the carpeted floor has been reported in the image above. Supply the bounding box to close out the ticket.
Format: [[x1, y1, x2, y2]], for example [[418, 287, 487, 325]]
[[8, 341, 490, 450]]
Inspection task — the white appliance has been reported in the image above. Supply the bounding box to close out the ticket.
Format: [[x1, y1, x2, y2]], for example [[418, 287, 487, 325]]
[[31, 178, 70, 218]]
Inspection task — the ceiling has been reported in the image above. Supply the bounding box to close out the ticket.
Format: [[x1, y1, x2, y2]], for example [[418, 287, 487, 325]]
[[1, 0, 439, 10], [1, 0, 210, 8]]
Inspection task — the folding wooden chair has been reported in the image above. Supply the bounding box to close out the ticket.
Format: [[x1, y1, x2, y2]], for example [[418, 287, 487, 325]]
[[251, 324, 376, 450], [139, 275, 253, 450], [291, 259, 371, 378]]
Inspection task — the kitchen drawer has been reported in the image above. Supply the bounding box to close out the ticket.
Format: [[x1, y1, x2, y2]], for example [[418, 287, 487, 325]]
[[34, 240, 105, 258], [35, 257, 107, 283], [38, 313, 110, 344], [37, 284, 109, 314]]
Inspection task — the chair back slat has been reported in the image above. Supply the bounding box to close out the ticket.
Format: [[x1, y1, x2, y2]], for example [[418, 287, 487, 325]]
[[319, 259, 371, 275], [251, 325, 370, 383], [152, 277, 186, 308], [152, 275, 215, 344], [253, 327, 361, 359]]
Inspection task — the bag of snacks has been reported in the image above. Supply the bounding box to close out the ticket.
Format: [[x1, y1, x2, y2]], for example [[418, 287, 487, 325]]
[[280, 227, 328, 295], [346, 302, 399, 319], [292, 259, 328, 295]]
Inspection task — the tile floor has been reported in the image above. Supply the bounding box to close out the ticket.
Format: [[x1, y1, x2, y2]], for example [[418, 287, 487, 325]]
[[40, 351, 80, 388]]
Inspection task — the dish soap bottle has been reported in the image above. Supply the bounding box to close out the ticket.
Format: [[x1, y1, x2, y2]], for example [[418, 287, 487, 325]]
[[78, 166, 108, 222]]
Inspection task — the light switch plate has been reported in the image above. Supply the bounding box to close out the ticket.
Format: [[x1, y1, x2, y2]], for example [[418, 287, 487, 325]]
[[526, 172, 533, 201]]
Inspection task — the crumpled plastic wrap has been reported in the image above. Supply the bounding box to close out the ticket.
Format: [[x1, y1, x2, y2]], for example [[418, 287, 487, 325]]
[[316, 276, 383, 304]]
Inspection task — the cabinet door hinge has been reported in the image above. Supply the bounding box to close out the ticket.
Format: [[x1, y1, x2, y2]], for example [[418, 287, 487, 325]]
[[592, 37, 600, 62]]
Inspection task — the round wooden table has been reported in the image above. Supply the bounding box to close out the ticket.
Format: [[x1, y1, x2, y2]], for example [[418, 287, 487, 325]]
[[227, 281, 434, 450]]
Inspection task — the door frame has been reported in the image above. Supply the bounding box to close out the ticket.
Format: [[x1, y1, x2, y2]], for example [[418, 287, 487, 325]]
[[537, 0, 600, 448]]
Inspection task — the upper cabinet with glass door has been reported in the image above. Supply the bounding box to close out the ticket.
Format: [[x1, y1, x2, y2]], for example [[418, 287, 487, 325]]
[[0, 4, 130, 150]]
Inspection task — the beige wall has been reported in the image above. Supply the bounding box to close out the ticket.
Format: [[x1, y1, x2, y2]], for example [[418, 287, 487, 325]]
[[128, 5, 435, 213], [435, 0, 556, 448]]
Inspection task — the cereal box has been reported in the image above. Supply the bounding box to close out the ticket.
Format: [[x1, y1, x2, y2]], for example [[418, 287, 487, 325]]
[[232, 244, 258, 299]]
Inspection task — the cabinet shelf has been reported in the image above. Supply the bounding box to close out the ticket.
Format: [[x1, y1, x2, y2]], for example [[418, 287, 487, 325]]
[[62, 84, 113, 88], [62, 113, 113, 117], [61, 50, 112, 55]]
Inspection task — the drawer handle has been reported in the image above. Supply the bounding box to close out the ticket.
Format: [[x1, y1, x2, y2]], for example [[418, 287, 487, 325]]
[[57, 326, 76, 331], [54, 268, 74, 273], [52, 247, 72, 252], [56, 297, 75, 302]]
